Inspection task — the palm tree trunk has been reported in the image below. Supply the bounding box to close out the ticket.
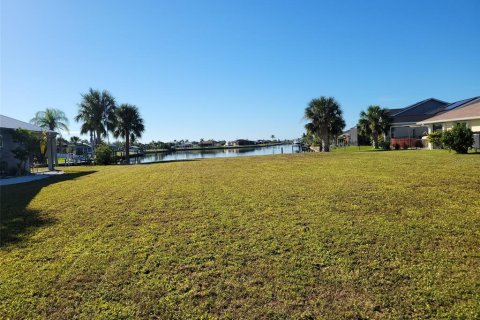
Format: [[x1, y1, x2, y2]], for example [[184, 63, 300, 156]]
[[91, 131, 95, 158], [96, 130, 102, 145], [125, 130, 130, 164], [373, 132, 379, 149], [55, 138, 59, 166], [321, 130, 330, 152]]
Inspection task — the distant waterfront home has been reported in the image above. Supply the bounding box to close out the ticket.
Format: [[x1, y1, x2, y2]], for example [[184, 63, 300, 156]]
[[389, 98, 449, 147], [109, 143, 122, 153], [388, 97, 479, 147], [58, 143, 92, 158], [199, 140, 217, 147], [233, 139, 255, 146], [129, 146, 142, 154], [342, 127, 359, 146], [0, 115, 57, 173], [74, 143, 92, 156], [418, 97, 480, 149], [176, 142, 193, 148], [57, 139, 69, 153]]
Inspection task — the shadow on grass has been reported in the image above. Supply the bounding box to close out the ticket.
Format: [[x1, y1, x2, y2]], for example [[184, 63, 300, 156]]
[[0, 171, 96, 247]]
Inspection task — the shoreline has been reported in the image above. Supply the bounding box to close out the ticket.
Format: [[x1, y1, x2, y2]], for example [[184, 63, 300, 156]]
[[144, 142, 289, 154]]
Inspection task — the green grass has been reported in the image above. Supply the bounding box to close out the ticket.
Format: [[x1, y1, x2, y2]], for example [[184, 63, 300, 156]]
[[332, 145, 375, 152], [1, 151, 479, 319]]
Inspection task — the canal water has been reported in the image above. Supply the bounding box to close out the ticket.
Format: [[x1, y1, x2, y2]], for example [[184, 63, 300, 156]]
[[130, 144, 299, 164]]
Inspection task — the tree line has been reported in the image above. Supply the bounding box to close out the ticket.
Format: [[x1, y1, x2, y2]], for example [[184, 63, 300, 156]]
[[30, 88, 145, 163]]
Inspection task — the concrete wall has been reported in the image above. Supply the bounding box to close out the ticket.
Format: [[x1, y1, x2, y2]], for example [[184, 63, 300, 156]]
[[470, 119, 480, 132], [443, 120, 480, 132]]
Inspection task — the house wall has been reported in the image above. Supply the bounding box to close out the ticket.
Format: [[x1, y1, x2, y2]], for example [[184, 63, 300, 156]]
[[444, 122, 454, 130], [346, 127, 358, 145], [0, 130, 29, 174], [425, 118, 480, 149], [443, 119, 480, 132], [470, 119, 480, 132]]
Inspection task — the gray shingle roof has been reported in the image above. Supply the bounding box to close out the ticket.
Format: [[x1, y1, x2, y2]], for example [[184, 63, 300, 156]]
[[391, 98, 449, 124], [0, 114, 56, 133]]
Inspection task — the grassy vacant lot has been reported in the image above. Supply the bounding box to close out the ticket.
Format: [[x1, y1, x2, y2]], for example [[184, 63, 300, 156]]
[[1, 150, 479, 319]]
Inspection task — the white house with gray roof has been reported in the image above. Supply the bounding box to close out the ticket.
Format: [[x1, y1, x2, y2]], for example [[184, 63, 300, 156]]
[[418, 97, 480, 149]]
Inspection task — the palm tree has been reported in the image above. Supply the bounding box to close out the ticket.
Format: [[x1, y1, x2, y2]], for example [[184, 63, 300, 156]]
[[113, 104, 145, 164], [75, 101, 97, 148], [304, 96, 345, 152], [75, 88, 116, 147], [357, 105, 392, 149], [70, 136, 80, 145], [31, 108, 70, 166], [30, 108, 69, 133]]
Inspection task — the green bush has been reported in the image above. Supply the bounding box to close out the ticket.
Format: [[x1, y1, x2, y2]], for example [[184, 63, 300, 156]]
[[442, 124, 474, 154], [379, 141, 390, 150], [11, 129, 41, 175], [394, 143, 400, 150], [414, 140, 424, 149], [95, 144, 115, 165], [427, 131, 443, 149]]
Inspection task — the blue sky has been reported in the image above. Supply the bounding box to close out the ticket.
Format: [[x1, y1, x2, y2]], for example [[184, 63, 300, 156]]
[[1, 0, 479, 142]]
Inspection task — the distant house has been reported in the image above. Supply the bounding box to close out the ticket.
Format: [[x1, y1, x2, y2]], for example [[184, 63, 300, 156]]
[[199, 140, 217, 147], [176, 142, 193, 148], [418, 97, 480, 149], [385, 96, 480, 148], [57, 139, 69, 153], [129, 145, 142, 154], [74, 143, 92, 155], [57, 143, 93, 160], [233, 139, 255, 146], [342, 127, 358, 146], [389, 98, 449, 147], [109, 143, 122, 152], [0, 115, 57, 173]]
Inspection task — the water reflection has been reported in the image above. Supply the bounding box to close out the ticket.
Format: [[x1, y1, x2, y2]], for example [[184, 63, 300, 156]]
[[131, 144, 299, 164]]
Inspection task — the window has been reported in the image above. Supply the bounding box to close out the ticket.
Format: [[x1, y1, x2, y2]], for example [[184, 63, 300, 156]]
[[433, 124, 443, 133]]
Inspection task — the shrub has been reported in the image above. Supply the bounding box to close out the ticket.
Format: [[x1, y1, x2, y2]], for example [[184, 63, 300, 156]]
[[11, 129, 41, 175], [95, 144, 115, 165], [427, 131, 443, 149], [379, 141, 390, 150], [442, 124, 474, 154], [402, 143, 408, 150], [394, 143, 400, 150], [414, 140, 424, 149]]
